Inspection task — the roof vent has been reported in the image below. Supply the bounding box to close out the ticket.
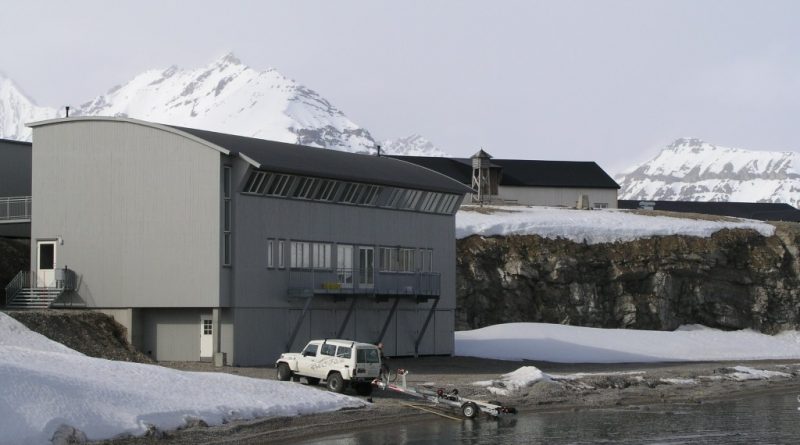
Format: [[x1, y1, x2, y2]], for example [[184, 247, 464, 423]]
[[65, 106, 70, 118]]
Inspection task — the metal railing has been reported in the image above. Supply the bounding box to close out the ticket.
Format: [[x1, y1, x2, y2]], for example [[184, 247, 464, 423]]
[[4, 267, 77, 306], [288, 267, 441, 297], [0, 196, 32, 221]]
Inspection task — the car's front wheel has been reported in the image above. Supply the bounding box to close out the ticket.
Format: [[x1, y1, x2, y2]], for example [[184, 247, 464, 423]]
[[327, 372, 345, 393], [277, 363, 292, 381]]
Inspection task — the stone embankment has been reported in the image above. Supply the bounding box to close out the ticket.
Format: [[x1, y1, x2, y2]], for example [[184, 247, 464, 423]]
[[456, 221, 800, 333]]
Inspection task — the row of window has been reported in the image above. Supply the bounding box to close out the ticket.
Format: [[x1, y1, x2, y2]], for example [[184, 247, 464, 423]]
[[222, 167, 232, 266], [242, 170, 460, 215], [266, 239, 434, 272]]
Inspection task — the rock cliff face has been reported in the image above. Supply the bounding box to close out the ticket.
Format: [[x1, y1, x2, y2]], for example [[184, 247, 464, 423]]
[[456, 222, 800, 334]]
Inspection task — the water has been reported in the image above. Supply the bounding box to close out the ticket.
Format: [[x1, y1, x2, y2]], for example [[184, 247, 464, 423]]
[[299, 391, 800, 444]]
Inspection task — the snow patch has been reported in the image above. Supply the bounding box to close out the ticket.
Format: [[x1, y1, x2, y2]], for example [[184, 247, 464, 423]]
[[727, 366, 791, 381], [473, 366, 551, 396], [0, 313, 365, 444], [455, 322, 800, 363], [455, 206, 774, 243]]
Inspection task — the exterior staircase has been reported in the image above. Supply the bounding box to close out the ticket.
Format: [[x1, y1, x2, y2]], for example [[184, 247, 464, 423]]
[[6, 288, 63, 309], [4, 269, 77, 309]]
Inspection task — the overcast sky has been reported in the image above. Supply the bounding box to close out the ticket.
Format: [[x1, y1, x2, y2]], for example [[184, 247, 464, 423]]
[[1, 1, 798, 174]]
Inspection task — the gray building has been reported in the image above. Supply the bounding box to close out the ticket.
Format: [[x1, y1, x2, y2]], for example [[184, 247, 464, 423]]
[[392, 151, 620, 208], [7, 117, 470, 365], [0, 138, 32, 238]]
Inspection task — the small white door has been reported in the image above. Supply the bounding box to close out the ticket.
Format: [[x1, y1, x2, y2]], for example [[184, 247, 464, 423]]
[[200, 315, 213, 358], [36, 241, 57, 288]]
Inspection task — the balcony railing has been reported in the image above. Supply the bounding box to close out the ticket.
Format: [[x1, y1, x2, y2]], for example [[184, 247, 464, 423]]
[[288, 267, 441, 298], [0, 196, 31, 221]]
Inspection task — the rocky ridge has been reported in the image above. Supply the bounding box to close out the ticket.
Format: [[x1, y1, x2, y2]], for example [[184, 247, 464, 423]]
[[456, 221, 800, 334]]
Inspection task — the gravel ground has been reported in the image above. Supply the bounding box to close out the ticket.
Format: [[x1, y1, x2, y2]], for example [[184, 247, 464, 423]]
[[95, 356, 800, 445]]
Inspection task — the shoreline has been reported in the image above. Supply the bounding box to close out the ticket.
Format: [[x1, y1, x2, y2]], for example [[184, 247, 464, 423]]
[[96, 356, 800, 445]]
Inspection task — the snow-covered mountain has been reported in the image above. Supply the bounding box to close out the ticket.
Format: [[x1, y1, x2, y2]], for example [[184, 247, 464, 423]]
[[0, 54, 445, 156], [380, 134, 450, 157], [616, 138, 800, 208], [0, 74, 57, 141]]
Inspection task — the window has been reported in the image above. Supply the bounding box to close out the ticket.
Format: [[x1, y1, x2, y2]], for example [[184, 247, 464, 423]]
[[223, 166, 232, 266], [398, 189, 423, 210], [436, 194, 459, 214], [266, 174, 294, 196], [339, 183, 363, 204], [302, 344, 318, 357], [356, 185, 382, 205], [244, 171, 271, 194], [398, 248, 415, 272], [320, 343, 336, 356], [278, 240, 285, 269], [593, 203, 609, 209], [379, 247, 398, 272], [293, 177, 318, 199], [383, 188, 404, 208], [356, 348, 380, 364], [314, 180, 340, 201], [337, 244, 353, 286], [267, 239, 274, 268], [312, 243, 332, 269], [290, 241, 311, 268], [335, 346, 351, 359], [421, 249, 433, 272], [203, 319, 213, 335]]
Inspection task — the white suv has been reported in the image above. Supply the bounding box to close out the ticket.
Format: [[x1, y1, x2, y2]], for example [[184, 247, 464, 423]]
[[275, 339, 382, 395]]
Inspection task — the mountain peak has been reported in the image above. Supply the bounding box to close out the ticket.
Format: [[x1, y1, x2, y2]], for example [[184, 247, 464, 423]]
[[214, 52, 244, 68], [617, 139, 800, 208], [381, 134, 450, 157], [667, 137, 706, 149]]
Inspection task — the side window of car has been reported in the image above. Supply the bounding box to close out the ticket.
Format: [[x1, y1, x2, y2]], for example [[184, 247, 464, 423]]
[[336, 346, 351, 359], [303, 344, 318, 357], [320, 344, 336, 356]]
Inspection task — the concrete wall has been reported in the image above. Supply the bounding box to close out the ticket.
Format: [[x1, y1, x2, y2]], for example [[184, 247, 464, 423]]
[[497, 186, 618, 208], [30, 120, 222, 308], [229, 169, 459, 365]]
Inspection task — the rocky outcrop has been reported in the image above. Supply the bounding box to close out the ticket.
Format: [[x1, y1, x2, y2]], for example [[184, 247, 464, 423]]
[[456, 222, 800, 334]]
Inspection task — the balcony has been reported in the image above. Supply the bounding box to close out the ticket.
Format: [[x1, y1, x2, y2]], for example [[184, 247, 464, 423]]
[[288, 268, 441, 299], [0, 196, 31, 223]]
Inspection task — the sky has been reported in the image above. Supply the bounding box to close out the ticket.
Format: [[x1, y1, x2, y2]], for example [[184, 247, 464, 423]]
[[1, 0, 799, 174]]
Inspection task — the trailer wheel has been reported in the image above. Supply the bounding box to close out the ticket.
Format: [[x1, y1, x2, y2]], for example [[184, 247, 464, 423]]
[[327, 372, 345, 393], [276, 363, 292, 381], [461, 402, 479, 419]]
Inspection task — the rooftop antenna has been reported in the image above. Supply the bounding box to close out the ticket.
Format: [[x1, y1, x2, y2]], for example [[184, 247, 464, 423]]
[[65, 106, 70, 118]]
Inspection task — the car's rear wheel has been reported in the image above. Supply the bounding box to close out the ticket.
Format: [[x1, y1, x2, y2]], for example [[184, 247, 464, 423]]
[[277, 363, 292, 381], [305, 377, 320, 386], [327, 372, 345, 393]]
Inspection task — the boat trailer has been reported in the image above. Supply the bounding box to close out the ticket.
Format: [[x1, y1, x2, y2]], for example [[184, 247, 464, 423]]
[[373, 369, 517, 419]]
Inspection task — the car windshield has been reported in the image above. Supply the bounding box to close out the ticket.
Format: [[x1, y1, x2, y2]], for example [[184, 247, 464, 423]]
[[356, 347, 380, 364], [302, 344, 318, 357]]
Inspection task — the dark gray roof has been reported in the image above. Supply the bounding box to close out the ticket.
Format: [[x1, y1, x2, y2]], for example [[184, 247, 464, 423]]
[[618, 200, 800, 222], [0, 138, 31, 147], [169, 126, 472, 195], [391, 156, 620, 189]]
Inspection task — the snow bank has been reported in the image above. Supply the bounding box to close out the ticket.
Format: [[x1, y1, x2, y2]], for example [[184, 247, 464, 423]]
[[455, 322, 800, 363], [727, 366, 791, 381], [0, 313, 365, 445], [455, 206, 775, 243], [473, 366, 551, 396]]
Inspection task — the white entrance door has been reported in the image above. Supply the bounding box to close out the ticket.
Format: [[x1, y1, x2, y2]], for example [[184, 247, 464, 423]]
[[200, 315, 213, 358], [358, 247, 374, 289], [36, 241, 57, 288]]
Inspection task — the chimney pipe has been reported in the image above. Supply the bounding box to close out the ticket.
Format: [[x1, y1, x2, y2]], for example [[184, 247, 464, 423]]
[[376, 144, 381, 157], [65, 106, 70, 118]]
